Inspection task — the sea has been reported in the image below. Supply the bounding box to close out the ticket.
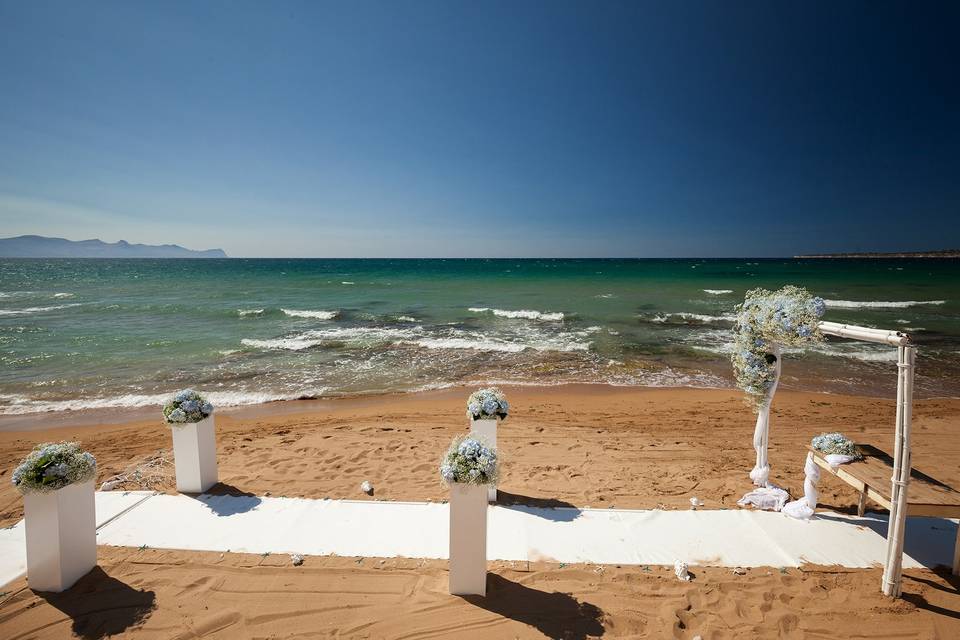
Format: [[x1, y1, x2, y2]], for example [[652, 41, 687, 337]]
[[1, 258, 958, 416]]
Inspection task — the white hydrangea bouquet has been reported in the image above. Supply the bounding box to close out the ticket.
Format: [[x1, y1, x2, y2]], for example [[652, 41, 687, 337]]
[[12, 442, 97, 494], [812, 432, 862, 460], [466, 387, 509, 421], [731, 286, 826, 409], [439, 435, 499, 485], [162, 388, 214, 425]]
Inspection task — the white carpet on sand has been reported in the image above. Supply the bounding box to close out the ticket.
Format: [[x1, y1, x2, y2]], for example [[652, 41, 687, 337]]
[[1, 492, 956, 590]]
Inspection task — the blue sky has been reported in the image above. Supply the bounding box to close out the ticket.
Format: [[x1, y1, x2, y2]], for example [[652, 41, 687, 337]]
[[0, 1, 957, 257]]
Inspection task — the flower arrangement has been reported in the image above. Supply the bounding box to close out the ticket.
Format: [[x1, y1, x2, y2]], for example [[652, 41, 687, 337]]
[[811, 432, 862, 459], [466, 388, 509, 421], [731, 286, 826, 409], [12, 442, 97, 494], [439, 435, 499, 485], [162, 389, 214, 425]]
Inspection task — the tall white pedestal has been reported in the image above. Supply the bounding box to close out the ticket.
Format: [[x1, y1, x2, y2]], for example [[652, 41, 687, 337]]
[[23, 480, 97, 592], [171, 416, 218, 493], [469, 418, 498, 502], [448, 482, 489, 596]]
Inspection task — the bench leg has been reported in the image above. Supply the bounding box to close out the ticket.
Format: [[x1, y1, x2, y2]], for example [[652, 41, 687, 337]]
[[857, 491, 867, 517], [953, 524, 959, 577]]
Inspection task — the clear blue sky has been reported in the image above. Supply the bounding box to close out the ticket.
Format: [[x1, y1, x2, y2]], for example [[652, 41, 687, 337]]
[[0, 1, 957, 257]]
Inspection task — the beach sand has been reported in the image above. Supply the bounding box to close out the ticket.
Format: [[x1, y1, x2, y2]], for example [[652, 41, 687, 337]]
[[1, 385, 959, 637]]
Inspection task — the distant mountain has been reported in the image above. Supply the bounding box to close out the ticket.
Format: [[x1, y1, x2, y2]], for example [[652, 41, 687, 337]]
[[795, 249, 960, 259], [0, 235, 228, 258]]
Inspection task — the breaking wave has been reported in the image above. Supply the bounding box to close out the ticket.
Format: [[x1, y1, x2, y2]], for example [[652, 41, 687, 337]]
[[468, 307, 565, 321]]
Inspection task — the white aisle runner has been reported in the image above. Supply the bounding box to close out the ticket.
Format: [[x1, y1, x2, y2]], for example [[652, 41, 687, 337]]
[[2, 491, 957, 589]]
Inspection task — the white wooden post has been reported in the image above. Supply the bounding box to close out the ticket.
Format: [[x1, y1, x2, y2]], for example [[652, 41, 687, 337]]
[[882, 345, 915, 597], [23, 480, 97, 592], [750, 344, 781, 487], [448, 482, 488, 596], [469, 419, 498, 502], [171, 416, 219, 493]]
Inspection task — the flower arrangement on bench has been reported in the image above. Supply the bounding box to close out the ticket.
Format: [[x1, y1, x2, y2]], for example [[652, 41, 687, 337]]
[[812, 432, 862, 463]]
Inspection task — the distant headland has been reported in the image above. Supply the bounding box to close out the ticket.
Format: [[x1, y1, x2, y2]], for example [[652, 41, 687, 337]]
[[0, 235, 228, 258], [794, 249, 960, 259]]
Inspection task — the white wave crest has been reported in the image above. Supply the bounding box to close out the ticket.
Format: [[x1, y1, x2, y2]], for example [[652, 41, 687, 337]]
[[281, 308, 339, 320], [53, 292, 75, 298], [650, 312, 734, 324], [703, 289, 733, 295], [468, 307, 565, 321], [825, 299, 946, 309], [241, 337, 323, 351], [238, 308, 264, 317], [0, 303, 82, 317]]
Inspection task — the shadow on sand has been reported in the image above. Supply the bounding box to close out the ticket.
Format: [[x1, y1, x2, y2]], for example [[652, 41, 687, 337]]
[[462, 574, 604, 639], [192, 482, 263, 516], [497, 491, 584, 522], [36, 567, 155, 639]]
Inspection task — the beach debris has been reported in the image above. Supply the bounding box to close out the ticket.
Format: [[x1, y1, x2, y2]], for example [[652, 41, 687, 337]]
[[733, 566, 747, 575], [99, 479, 121, 491], [674, 560, 691, 582], [290, 553, 304, 566], [360, 480, 374, 495], [689, 496, 704, 509]]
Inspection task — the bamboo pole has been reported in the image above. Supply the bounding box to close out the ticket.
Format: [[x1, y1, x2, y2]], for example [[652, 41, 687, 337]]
[[819, 321, 910, 347], [882, 345, 915, 597]]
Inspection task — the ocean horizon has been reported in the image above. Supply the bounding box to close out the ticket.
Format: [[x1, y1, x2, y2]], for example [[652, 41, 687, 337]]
[[1, 257, 958, 416]]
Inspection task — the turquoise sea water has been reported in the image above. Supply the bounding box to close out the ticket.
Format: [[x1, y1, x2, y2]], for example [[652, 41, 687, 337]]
[[1, 258, 958, 414]]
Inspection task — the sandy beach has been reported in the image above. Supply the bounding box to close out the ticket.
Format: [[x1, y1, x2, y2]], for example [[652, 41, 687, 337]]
[[1, 385, 959, 637]]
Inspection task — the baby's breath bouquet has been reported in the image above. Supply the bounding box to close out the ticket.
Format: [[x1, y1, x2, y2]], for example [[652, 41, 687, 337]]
[[12, 442, 97, 494], [731, 286, 826, 410], [162, 388, 214, 425], [466, 388, 509, 421], [439, 435, 499, 485], [812, 432, 862, 459]]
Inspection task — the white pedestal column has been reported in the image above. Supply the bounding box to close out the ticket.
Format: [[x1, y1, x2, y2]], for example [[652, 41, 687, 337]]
[[448, 482, 489, 596], [750, 345, 781, 487], [171, 416, 218, 493], [469, 418, 498, 502], [23, 479, 97, 592]]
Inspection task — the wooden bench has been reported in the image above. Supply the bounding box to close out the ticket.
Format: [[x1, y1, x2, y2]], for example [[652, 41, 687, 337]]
[[808, 444, 960, 575]]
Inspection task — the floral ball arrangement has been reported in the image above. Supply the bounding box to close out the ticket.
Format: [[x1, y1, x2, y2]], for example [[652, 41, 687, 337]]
[[731, 286, 826, 409], [439, 435, 499, 485], [162, 388, 214, 425], [466, 387, 509, 421], [812, 432, 862, 459], [12, 442, 97, 494]]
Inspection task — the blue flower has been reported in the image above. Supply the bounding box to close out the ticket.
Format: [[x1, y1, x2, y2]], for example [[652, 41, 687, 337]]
[[168, 408, 187, 423], [467, 402, 481, 416], [180, 400, 199, 414], [481, 398, 499, 415], [174, 389, 195, 403], [201, 402, 214, 415]]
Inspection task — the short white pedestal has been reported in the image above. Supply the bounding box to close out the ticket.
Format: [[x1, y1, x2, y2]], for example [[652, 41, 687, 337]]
[[469, 418, 498, 502], [448, 482, 489, 596], [23, 480, 96, 592], [171, 416, 218, 493]]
